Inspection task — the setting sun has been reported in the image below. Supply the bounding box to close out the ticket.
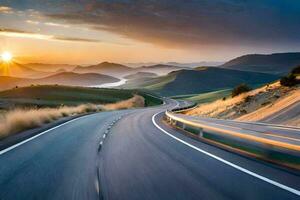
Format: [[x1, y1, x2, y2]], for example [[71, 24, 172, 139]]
[[1, 51, 13, 62]]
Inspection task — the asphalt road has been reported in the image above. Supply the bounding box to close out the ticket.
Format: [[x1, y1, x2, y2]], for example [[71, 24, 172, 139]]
[[0, 99, 299, 199]]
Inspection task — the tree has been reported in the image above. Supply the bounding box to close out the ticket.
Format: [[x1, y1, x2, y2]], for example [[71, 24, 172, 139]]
[[291, 65, 300, 75], [232, 84, 251, 97], [280, 74, 298, 87]]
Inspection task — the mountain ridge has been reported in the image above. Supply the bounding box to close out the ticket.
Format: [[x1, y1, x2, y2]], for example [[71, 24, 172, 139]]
[[221, 52, 300, 74]]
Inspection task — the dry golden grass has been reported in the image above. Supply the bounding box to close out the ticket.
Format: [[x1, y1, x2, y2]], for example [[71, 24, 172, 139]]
[[0, 104, 102, 138], [238, 89, 300, 122], [186, 81, 295, 120], [103, 95, 145, 110], [0, 95, 145, 138]]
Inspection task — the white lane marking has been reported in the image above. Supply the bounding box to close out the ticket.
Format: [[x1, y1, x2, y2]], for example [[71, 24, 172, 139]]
[[152, 112, 300, 196], [0, 115, 90, 156], [103, 134, 106, 139]]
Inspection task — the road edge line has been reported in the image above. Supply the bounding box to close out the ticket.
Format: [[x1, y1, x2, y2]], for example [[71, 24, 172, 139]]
[[0, 115, 90, 156], [152, 112, 300, 196]]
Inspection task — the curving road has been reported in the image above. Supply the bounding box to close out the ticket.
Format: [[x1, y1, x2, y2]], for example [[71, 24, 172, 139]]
[[0, 99, 299, 199]]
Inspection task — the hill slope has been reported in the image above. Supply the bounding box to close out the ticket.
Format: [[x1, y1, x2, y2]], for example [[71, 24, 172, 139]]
[[221, 52, 300, 74], [0, 85, 135, 107], [186, 81, 300, 126], [123, 67, 279, 96], [36, 72, 119, 86]]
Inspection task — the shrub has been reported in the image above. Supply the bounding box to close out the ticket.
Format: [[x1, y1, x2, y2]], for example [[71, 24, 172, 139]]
[[244, 96, 252, 103], [291, 65, 300, 75], [280, 74, 298, 87], [232, 84, 252, 97]]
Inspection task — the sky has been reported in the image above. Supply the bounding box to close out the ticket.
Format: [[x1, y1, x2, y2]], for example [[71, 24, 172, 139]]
[[0, 0, 300, 64]]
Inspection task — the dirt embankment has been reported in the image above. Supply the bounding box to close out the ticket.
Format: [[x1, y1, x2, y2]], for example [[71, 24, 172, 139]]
[[186, 82, 300, 126]]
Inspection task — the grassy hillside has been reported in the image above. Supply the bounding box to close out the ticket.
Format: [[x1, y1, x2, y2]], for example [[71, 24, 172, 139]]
[[127, 67, 278, 96], [221, 52, 300, 74], [0, 85, 135, 108], [172, 89, 232, 104], [121, 72, 177, 90], [0, 85, 162, 108], [36, 72, 119, 86]]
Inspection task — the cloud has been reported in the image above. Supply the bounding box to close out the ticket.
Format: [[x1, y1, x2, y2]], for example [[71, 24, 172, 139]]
[[0, 6, 13, 13], [0, 28, 100, 43], [26, 20, 40, 24], [44, 22, 70, 28], [26, 20, 70, 28], [52, 36, 100, 43], [43, 0, 300, 48]]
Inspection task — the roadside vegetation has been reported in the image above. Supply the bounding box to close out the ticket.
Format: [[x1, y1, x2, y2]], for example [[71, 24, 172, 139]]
[[172, 89, 232, 104], [104, 95, 144, 110], [0, 85, 164, 140], [231, 84, 252, 97], [0, 104, 101, 138], [280, 65, 300, 87], [186, 80, 300, 126]]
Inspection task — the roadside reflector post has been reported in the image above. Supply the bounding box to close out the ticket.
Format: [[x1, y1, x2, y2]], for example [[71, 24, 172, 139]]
[[199, 127, 203, 137], [173, 120, 177, 126], [167, 117, 171, 123]]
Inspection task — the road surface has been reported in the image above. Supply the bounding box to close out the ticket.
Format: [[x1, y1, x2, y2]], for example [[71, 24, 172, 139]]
[[0, 99, 299, 199]]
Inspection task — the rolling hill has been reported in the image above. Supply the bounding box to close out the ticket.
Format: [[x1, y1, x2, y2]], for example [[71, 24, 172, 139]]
[[221, 52, 300, 74], [0, 72, 119, 91], [36, 72, 119, 86], [73, 62, 134, 77], [0, 85, 135, 107], [122, 67, 279, 96]]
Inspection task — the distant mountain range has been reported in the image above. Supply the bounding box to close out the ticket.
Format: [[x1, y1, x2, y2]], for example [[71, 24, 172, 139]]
[[0, 72, 119, 91], [125, 61, 224, 68], [73, 62, 185, 77], [0, 62, 50, 78], [73, 62, 134, 77], [23, 63, 77, 72], [0, 52, 298, 94], [221, 52, 300, 74]]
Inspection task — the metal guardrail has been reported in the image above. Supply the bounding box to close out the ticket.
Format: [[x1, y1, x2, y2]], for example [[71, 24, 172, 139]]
[[169, 102, 197, 113], [165, 106, 300, 170]]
